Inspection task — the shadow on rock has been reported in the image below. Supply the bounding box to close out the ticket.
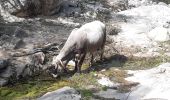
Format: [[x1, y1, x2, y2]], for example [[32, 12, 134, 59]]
[[83, 54, 128, 73]]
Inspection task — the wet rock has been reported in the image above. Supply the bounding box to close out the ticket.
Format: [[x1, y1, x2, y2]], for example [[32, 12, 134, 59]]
[[38, 86, 81, 100], [0, 59, 9, 70]]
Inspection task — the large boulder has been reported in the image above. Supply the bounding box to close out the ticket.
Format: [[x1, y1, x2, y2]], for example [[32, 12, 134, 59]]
[[0, 0, 63, 17], [0, 51, 45, 86], [20, 0, 62, 17], [110, 4, 170, 56], [125, 63, 170, 99], [38, 87, 81, 100], [93, 63, 170, 100], [0, 24, 46, 86]]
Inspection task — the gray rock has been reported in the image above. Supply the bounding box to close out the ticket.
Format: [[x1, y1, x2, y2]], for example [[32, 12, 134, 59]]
[[13, 27, 28, 38], [0, 59, 8, 70], [0, 4, 24, 22], [59, 0, 81, 17], [93, 89, 121, 100], [0, 65, 13, 78], [0, 78, 8, 86], [0, 0, 26, 14], [0, 54, 43, 86], [106, 0, 128, 11], [38, 86, 81, 100], [0, 14, 4, 23], [32, 52, 45, 68], [0, 25, 28, 49], [13, 39, 26, 49]]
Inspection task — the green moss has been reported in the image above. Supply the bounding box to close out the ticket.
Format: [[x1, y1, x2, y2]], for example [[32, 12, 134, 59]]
[[79, 89, 94, 100], [100, 68, 128, 83], [123, 56, 170, 70], [101, 86, 107, 91], [0, 71, 98, 100], [1, 54, 169, 100], [69, 72, 98, 89], [0, 76, 69, 100]]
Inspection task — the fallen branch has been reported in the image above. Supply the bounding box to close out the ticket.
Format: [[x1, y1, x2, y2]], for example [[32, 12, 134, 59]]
[[12, 42, 63, 57]]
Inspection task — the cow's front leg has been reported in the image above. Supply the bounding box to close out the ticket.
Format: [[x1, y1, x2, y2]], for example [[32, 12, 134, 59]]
[[74, 53, 79, 72], [77, 53, 86, 73], [62, 60, 69, 73]]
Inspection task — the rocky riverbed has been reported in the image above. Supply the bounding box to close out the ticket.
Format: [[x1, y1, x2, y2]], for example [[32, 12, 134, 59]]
[[0, 0, 170, 100]]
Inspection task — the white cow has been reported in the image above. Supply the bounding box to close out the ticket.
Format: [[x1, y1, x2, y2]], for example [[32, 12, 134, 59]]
[[52, 20, 106, 73]]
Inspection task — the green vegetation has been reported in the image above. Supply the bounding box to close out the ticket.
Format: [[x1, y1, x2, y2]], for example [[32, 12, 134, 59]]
[[79, 89, 94, 100], [1, 54, 169, 99], [69, 72, 98, 89], [123, 55, 170, 70], [0, 75, 69, 100]]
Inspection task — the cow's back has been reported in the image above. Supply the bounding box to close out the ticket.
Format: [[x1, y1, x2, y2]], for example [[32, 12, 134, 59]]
[[79, 21, 106, 52]]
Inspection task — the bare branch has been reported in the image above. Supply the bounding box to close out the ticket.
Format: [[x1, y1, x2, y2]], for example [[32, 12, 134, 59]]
[[15, 0, 24, 10], [12, 42, 63, 57], [6, 0, 19, 11]]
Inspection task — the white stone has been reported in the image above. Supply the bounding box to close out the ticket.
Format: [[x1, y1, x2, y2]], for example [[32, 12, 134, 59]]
[[165, 52, 170, 56], [45, 18, 80, 27], [158, 2, 167, 6], [98, 77, 118, 87], [125, 63, 170, 99], [128, 0, 153, 7], [147, 27, 170, 42], [112, 5, 170, 52]]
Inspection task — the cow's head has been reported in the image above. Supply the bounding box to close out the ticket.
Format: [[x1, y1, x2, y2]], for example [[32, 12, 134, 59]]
[[49, 56, 64, 77], [52, 56, 65, 71]]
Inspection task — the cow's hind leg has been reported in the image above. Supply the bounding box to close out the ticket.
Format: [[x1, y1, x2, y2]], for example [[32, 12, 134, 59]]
[[100, 48, 104, 61], [89, 53, 94, 67]]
